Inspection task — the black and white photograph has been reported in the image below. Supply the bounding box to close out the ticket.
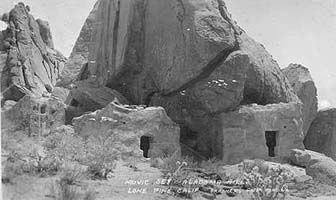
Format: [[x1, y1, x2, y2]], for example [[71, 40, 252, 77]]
[[1, 0, 336, 199]]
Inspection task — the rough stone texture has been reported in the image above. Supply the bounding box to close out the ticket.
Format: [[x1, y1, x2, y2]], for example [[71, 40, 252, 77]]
[[290, 149, 336, 186], [71, 0, 299, 159], [51, 86, 70, 102], [36, 19, 54, 49], [87, 0, 239, 104], [239, 33, 299, 105], [2, 95, 66, 136], [1, 100, 17, 111], [66, 80, 129, 113], [219, 102, 304, 164], [59, 1, 99, 85], [186, 51, 249, 114], [290, 148, 312, 167], [72, 102, 180, 159], [49, 125, 75, 137], [0, 3, 66, 102], [282, 64, 318, 136], [304, 108, 336, 161]]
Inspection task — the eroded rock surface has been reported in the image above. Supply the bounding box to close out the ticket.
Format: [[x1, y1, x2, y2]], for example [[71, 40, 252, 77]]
[[282, 64, 318, 136], [59, 1, 99, 85], [66, 80, 129, 112], [73, 102, 180, 159], [65, 80, 130, 124], [304, 108, 336, 161], [0, 3, 66, 102], [2, 95, 66, 136], [36, 19, 54, 49], [290, 149, 336, 186], [59, 0, 300, 159]]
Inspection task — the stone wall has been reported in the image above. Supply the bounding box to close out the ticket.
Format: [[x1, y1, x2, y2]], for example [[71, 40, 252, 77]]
[[219, 102, 304, 164], [3, 95, 66, 136], [73, 102, 180, 160]]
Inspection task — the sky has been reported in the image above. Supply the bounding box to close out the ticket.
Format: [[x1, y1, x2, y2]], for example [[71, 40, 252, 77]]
[[1, 0, 335, 109]]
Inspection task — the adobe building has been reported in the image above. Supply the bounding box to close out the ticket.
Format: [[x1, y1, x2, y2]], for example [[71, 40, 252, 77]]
[[2, 95, 66, 136], [219, 102, 305, 164], [72, 102, 181, 160]]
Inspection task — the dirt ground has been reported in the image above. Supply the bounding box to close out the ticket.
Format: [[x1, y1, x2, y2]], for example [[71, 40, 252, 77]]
[[2, 159, 336, 200]]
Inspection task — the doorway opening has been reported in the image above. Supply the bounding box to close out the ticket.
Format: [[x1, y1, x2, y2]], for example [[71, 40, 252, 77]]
[[40, 104, 47, 114], [140, 136, 152, 158], [265, 131, 277, 157]]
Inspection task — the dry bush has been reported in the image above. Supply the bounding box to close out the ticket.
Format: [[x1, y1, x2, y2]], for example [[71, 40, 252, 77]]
[[44, 129, 119, 180], [43, 130, 86, 163], [150, 152, 199, 174], [236, 160, 293, 200], [58, 162, 87, 185], [84, 134, 119, 179], [47, 170, 96, 200], [48, 179, 96, 200]]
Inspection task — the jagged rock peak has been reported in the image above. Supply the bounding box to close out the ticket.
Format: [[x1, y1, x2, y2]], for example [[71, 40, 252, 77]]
[[0, 3, 66, 102], [58, 1, 100, 86]]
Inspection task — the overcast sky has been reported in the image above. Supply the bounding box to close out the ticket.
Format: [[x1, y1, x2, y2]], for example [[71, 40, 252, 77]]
[[1, 0, 335, 109]]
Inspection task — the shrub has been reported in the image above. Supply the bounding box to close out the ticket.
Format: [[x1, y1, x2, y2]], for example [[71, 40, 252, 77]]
[[150, 152, 199, 175], [84, 134, 119, 179], [237, 160, 293, 200], [47, 178, 96, 200], [48, 178, 81, 200], [44, 128, 119, 180], [43, 130, 86, 163], [58, 162, 87, 185]]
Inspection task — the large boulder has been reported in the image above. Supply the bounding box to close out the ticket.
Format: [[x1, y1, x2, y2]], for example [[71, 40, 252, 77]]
[[0, 3, 66, 102], [2, 95, 66, 136], [282, 64, 318, 136], [290, 149, 336, 186], [304, 108, 336, 161], [239, 34, 299, 105], [66, 80, 129, 112], [86, 0, 239, 104], [59, 1, 99, 85], [68, 0, 299, 159], [72, 102, 180, 159], [65, 80, 129, 124]]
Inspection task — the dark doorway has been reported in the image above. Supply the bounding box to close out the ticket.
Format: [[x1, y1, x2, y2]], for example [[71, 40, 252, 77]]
[[265, 131, 277, 157], [40, 104, 47, 114], [140, 136, 151, 158]]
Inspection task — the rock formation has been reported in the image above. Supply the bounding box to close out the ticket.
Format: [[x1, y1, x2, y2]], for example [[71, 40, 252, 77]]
[[282, 64, 318, 136], [72, 102, 180, 159], [62, 0, 301, 160], [36, 19, 54, 49], [65, 80, 130, 123], [0, 3, 66, 102], [290, 149, 336, 186], [304, 108, 336, 161], [59, 1, 99, 85]]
